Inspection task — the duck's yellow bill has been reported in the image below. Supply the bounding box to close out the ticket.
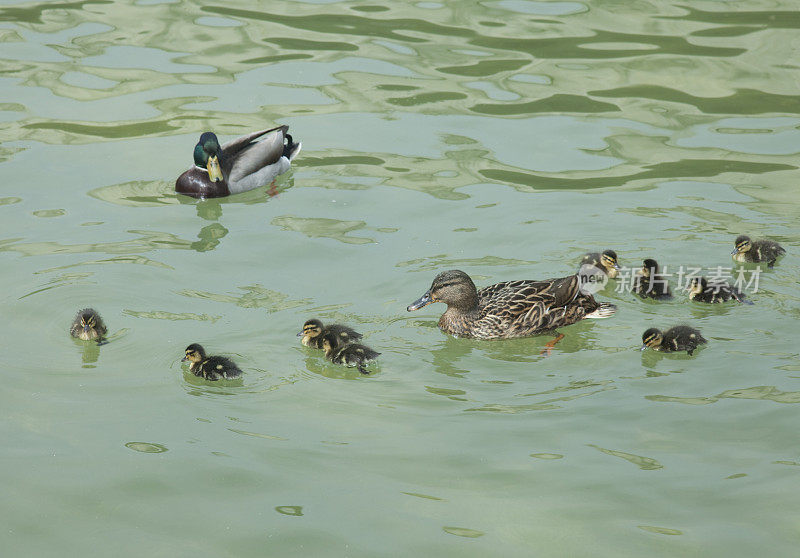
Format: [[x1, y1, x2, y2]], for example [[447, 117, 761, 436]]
[[207, 155, 223, 182]]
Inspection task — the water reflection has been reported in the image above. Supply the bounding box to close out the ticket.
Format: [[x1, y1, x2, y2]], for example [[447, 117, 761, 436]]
[[646, 385, 800, 405], [35, 255, 174, 275], [428, 335, 474, 378], [124, 309, 220, 322], [182, 368, 243, 389], [88, 181, 179, 207], [465, 377, 615, 413], [72, 337, 101, 366], [179, 285, 311, 312], [588, 444, 663, 470], [302, 354, 372, 379], [191, 223, 228, 252], [0, 229, 222, 257], [194, 199, 222, 220], [271, 215, 374, 245], [589, 86, 800, 115]]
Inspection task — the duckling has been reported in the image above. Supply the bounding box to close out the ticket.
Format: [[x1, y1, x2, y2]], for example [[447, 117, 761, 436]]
[[407, 269, 616, 340], [641, 326, 707, 355], [182, 343, 242, 380], [70, 308, 107, 342], [580, 249, 621, 279], [732, 235, 785, 267], [687, 276, 752, 304], [633, 259, 672, 300], [321, 332, 380, 375], [297, 318, 363, 349], [176, 125, 301, 199]]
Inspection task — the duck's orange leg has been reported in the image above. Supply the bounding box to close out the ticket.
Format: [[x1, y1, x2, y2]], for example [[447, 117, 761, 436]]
[[267, 180, 279, 198], [540, 333, 565, 357]]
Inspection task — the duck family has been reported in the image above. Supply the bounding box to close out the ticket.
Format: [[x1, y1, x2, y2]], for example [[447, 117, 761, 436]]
[[67, 127, 789, 375]]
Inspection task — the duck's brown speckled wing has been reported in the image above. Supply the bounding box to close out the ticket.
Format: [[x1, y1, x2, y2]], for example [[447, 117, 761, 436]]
[[467, 276, 594, 339], [478, 275, 580, 309]]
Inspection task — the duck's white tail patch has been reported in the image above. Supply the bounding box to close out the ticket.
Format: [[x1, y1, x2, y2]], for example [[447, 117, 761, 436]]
[[586, 302, 617, 319], [288, 141, 302, 161]]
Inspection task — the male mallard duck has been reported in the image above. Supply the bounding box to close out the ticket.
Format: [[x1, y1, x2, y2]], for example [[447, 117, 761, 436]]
[[175, 125, 301, 199], [321, 332, 380, 375], [687, 276, 752, 304], [70, 308, 107, 342], [406, 269, 616, 340], [182, 343, 242, 380], [580, 249, 621, 279], [641, 326, 707, 355], [297, 318, 363, 349], [633, 258, 672, 300], [731, 235, 785, 267]]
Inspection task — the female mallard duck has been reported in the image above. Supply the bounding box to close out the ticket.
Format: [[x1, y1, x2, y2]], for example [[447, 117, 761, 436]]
[[182, 343, 242, 380], [321, 333, 380, 375], [732, 235, 785, 267], [406, 269, 617, 340], [70, 308, 107, 342], [175, 125, 301, 199], [298, 318, 363, 349], [633, 258, 672, 300], [687, 276, 752, 304], [641, 326, 707, 355], [580, 249, 621, 279]]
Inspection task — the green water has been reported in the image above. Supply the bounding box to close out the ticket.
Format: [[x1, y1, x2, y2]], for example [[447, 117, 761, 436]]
[[2, 0, 799, 556]]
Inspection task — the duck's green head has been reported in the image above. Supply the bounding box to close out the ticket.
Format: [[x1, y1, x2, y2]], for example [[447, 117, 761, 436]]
[[641, 328, 663, 351], [193, 132, 224, 182], [732, 235, 751, 255]]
